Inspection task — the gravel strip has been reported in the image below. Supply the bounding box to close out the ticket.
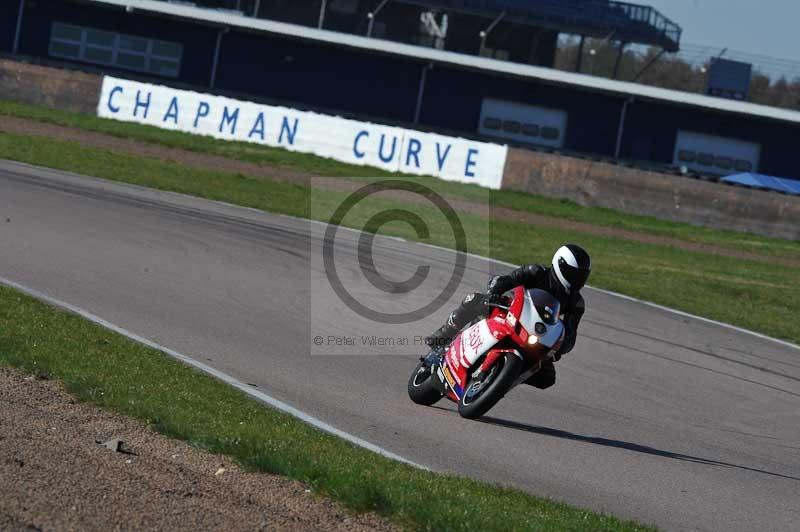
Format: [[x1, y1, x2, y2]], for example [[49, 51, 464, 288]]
[[0, 368, 397, 532]]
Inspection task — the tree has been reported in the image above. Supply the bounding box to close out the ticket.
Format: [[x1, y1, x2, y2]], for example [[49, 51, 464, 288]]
[[555, 37, 800, 111]]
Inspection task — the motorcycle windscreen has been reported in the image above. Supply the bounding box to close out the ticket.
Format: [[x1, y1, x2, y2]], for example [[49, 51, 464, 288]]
[[528, 289, 560, 325], [519, 289, 555, 333]]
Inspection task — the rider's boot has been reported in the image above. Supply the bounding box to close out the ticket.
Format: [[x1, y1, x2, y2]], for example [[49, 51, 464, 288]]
[[424, 323, 458, 351]]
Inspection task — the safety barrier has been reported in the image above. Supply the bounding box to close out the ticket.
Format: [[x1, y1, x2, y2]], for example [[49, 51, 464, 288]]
[[97, 76, 509, 189]]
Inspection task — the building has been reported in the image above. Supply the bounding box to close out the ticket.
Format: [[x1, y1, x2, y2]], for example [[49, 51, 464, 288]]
[[186, 0, 681, 67], [2, 0, 799, 180]]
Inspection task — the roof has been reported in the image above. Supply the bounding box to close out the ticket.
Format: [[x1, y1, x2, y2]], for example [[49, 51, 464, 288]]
[[392, 0, 681, 50], [86, 0, 800, 127]]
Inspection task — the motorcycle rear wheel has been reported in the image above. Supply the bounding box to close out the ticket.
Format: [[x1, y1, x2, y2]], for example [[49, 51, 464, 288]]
[[458, 353, 522, 419], [407, 359, 444, 406]]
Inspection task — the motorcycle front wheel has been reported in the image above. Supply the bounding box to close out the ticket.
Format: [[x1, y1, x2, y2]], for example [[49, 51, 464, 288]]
[[457, 353, 522, 419], [407, 359, 444, 406]]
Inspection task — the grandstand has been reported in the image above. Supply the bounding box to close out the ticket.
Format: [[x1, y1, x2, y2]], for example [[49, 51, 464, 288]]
[[183, 1, 681, 67], [3, 0, 798, 181]]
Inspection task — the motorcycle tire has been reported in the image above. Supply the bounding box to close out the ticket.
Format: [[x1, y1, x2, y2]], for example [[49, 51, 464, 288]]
[[457, 353, 522, 419], [407, 359, 444, 406]]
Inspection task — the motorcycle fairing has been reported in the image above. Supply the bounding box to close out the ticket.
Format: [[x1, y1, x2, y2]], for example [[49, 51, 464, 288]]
[[437, 286, 566, 401], [444, 319, 500, 399]]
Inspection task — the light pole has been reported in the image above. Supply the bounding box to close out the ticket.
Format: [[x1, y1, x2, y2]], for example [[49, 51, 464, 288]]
[[318, 0, 327, 29], [614, 97, 633, 160], [612, 42, 627, 79], [210, 27, 229, 90], [478, 11, 505, 57], [12, 0, 26, 55], [367, 0, 390, 38], [575, 35, 585, 72], [413, 63, 433, 124]]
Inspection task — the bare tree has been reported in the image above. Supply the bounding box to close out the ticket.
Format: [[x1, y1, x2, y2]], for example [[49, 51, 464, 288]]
[[555, 38, 800, 111]]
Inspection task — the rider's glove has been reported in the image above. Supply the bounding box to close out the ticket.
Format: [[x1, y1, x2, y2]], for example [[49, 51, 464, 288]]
[[486, 275, 502, 295], [483, 291, 501, 306], [484, 291, 510, 308]]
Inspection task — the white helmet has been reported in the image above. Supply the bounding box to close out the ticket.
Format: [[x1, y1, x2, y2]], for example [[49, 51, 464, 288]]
[[551, 244, 591, 294]]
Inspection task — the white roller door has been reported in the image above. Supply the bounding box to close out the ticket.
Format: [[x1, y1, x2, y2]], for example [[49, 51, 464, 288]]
[[673, 130, 760, 175], [478, 98, 567, 148]]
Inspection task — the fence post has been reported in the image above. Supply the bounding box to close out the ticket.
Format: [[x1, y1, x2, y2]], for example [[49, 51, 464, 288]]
[[413, 63, 432, 125], [318, 0, 327, 29], [210, 28, 226, 90]]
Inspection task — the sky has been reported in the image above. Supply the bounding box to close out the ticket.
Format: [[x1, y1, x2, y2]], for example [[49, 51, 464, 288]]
[[645, 0, 799, 60]]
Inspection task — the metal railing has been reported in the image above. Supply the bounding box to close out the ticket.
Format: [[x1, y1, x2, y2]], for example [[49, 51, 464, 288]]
[[402, 0, 681, 50], [150, 0, 682, 51]]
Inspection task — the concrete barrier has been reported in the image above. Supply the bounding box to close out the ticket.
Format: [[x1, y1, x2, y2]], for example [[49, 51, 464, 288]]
[[503, 148, 800, 240], [0, 58, 101, 114]]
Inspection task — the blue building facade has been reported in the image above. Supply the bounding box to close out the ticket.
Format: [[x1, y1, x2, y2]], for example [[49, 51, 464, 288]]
[[214, 30, 424, 122], [2, 0, 799, 179]]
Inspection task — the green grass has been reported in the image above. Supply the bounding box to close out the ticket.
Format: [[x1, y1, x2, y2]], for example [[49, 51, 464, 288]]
[[0, 285, 656, 532], [0, 95, 796, 532], [1, 130, 798, 344], [2, 99, 798, 260], [0, 99, 396, 179]]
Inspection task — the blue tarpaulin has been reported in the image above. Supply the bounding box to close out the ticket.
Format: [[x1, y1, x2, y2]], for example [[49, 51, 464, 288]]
[[721, 173, 800, 195]]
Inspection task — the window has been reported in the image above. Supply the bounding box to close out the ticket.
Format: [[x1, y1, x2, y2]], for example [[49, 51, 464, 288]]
[[483, 117, 502, 130], [541, 127, 560, 140], [734, 159, 754, 172], [502, 121, 521, 134], [715, 156, 734, 170], [677, 150, 696, 162], [49, 23, 182, 78], [522, 124, 540, 137], [697, 153, 715, 166]]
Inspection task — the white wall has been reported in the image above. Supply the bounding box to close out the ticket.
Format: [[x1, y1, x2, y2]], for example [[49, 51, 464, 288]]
[[97, 76, 509, 189]]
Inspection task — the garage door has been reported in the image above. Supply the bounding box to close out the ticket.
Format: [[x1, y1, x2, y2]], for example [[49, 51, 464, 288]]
[[673, 130, 761, 175], [478, 98, 567, 149]]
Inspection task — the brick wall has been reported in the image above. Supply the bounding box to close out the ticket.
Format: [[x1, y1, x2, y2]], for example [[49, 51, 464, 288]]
[[503, 148, 800, 240], [0, 58, 101, 114]]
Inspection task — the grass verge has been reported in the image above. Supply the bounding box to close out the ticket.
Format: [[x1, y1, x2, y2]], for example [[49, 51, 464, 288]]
[[1, 99, 798, 260], [1, 130, 798, 343], [0, 285, 655, 531]]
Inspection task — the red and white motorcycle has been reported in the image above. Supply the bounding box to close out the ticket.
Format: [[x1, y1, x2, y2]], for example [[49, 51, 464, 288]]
[[408, 286, 565, 419]]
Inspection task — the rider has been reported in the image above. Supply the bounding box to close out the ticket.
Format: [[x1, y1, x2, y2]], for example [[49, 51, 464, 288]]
[[425, 244, 591, 390]]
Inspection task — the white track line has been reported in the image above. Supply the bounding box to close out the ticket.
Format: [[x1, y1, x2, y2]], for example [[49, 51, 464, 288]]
[[312, 218, 800, 352], [585, 286, 800, 351], [0, 276, 430, 471]]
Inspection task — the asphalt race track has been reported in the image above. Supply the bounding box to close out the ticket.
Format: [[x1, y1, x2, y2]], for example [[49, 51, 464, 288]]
[[1, 160, 798, 532]]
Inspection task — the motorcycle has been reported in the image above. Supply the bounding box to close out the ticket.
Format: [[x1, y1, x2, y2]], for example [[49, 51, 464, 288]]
[[408, 286, 565, 419]]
